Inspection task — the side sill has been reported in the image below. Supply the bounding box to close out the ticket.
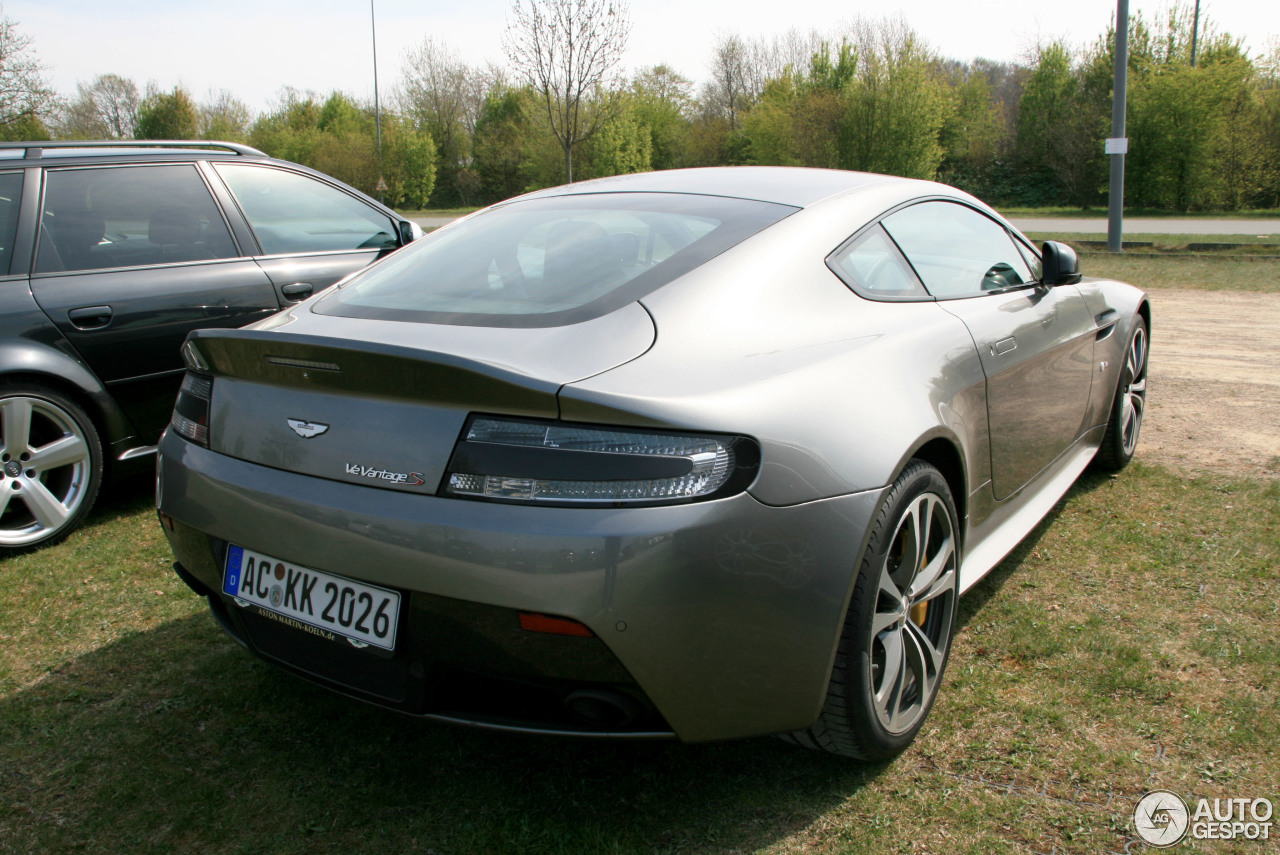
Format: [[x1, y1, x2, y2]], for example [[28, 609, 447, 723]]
[[958, 429, 1102, 594]]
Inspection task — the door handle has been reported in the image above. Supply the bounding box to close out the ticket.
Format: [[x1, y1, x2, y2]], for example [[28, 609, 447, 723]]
[[992, 336, 1017, 356], [67, 305, 113, 330], [281, 282, 314, 300]]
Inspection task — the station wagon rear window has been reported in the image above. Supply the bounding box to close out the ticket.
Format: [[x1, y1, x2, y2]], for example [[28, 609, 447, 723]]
[[313, 193, 796, 327]]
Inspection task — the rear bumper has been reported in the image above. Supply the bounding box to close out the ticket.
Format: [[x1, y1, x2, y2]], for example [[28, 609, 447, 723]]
[[157, 430, 886, 742]]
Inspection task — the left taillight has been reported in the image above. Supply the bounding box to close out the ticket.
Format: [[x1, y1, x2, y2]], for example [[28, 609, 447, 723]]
[[171, 372, 213, 446]]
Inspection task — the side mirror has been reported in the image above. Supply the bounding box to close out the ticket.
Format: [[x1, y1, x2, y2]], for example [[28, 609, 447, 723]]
[[398, 220, 425, 245], [1041, 241, 1082, 286]]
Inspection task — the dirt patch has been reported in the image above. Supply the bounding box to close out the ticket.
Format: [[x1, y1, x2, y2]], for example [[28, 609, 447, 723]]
[[1140, 289, 1280, 479]]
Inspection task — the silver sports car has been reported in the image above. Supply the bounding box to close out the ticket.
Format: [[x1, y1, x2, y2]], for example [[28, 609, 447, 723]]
[[156, 167, 1149, 759]]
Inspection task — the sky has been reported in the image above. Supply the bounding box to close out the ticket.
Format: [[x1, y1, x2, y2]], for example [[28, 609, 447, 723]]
[[10, 0, 1280, 114]]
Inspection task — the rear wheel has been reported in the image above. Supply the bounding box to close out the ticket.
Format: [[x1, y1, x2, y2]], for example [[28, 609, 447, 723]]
[[785, 460, 959, 760], [0, 384, 103, 552], [1093, 317, 1148, 472]]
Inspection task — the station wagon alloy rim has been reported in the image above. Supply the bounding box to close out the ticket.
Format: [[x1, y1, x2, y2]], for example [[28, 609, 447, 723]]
[[0, 396, 93, 547], [871, 491, 957, 734]]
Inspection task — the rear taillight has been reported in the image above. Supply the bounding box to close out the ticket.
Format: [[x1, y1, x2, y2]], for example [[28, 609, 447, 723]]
[[443, 416, 758, 506], [171, 372, 212, 446]]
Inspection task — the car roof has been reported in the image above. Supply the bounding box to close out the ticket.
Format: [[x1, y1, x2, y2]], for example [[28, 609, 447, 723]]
[[513, 166, 927, 209]]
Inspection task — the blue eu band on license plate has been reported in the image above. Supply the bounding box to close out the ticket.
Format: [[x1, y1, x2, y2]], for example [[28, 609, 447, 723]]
[[223, 545, 400, 651]]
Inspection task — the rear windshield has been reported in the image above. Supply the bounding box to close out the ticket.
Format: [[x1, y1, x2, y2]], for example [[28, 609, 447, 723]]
[[313, 192, 796, 327]]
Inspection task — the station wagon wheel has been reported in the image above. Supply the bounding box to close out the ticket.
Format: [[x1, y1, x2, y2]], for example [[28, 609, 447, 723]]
[[0, 385, 103, 552], [783, 460, 959, 760], [1093, 316, 1148, 472]]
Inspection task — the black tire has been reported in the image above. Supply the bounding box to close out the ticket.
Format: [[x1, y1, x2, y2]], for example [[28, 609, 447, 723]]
[[1093, 316, 1148, 472], [785, 460, 960, 760], [0, 383, 104, 552]]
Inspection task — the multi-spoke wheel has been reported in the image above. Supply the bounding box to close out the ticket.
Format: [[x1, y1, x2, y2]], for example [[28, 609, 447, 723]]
[[784, 460, 959, 760], [1094, 316, 1148, 472], [0, 385, 103, 552]]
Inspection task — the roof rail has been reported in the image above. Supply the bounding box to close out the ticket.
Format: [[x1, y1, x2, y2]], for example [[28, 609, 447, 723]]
[[0, 140, 268, 158]]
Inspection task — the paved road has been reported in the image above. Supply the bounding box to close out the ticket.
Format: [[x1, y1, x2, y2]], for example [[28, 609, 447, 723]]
[[1009, 217, 1280, 235], [412, 216, 460, 229]]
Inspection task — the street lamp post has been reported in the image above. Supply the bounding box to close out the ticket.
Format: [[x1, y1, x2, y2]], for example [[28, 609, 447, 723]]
[[1107, 0, 1130, 253]]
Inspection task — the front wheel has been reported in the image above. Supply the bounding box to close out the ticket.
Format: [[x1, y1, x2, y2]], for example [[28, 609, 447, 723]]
[[1093, 316, 1148, 472], [785, 460, 960, 760], [0, 384, 103, 552]]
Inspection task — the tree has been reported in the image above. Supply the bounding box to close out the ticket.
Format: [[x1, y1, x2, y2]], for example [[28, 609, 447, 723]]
[[199, 89, 252, 141], [587, 105, 651, 176], [135, 87, 198, 139], [0, 11, 54, 134], [397, 38, 486, 204], [380, 116, 437, 209], [249, 88, 324, 164], [701, 34, 757, 132], [59, 73, 138, 139], [838, 19, 953, 179], [631, 65, 693, 170], [504, 0, 632, 182]]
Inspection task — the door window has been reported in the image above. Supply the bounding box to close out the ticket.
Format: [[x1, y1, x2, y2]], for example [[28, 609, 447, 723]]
[[0, 172, 22, 275], [35, 165, 238, 273], [882, 201, 1034, 299], [214, 163, 398, 255]]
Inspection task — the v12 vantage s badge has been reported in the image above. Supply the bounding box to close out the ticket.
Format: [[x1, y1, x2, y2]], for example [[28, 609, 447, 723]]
[[345, 463, 426, 487]]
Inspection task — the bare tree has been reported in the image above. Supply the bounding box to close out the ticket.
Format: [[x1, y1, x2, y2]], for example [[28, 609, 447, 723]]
[[0, 12, 54, 131], [397, 37, 488, 195], [504, 0, 632, 182], [700, 33, 773, 130], [59, 74, 139, 139]]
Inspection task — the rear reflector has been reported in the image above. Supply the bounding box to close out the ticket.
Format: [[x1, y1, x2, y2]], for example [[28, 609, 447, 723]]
[[518, 613, 595, 638]]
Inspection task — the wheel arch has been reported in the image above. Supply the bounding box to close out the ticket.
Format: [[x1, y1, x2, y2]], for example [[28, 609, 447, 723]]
[[0, 342, 136, 451], [909, 437, 967, 547]]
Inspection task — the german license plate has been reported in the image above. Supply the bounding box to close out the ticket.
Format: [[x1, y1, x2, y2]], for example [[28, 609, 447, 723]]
[[223, 545, 400, 651]]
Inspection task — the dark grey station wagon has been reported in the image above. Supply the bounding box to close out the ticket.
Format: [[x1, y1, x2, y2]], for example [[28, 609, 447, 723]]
[[0, 141, 421, 550]]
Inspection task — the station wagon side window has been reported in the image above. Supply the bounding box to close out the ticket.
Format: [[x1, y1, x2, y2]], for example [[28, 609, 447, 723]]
[[882, 201, 1035, 299], [213, 163, 398, 256], [35, 165, 239, 274], [0, 172, 22, 276]]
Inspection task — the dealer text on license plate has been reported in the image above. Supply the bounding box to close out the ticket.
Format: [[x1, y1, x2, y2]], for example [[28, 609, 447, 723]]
[[223, 545, 399, 651]]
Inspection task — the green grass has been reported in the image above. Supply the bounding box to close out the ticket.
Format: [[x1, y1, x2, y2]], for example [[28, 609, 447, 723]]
[[3, 464, 1278, 854], [1023, 232, 1280, 249], [1078, 254, 1280, 292]]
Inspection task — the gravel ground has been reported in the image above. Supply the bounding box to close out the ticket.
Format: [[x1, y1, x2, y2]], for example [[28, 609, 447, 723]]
[[1139, 289, 1280, 479]]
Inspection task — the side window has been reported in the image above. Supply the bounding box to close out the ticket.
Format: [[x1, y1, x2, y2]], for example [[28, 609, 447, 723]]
[[214, 164, 398, 255], [828, 224, 928, 299], [882, 201, 1034, 299], [35, 165, 238, 274], [0, 172, 22, 276]]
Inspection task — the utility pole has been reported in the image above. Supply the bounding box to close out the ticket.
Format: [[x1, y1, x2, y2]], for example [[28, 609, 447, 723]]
[[371, 0, 384, 202], [1107, 0, 1130, 253]]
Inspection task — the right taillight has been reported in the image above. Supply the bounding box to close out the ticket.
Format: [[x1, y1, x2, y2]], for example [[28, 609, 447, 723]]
[[442, 416, 759, 506], [171, 372, 212, 446]]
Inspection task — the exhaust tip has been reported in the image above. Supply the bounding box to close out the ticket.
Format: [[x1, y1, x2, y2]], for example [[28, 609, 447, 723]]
[[564, 689, 645, 729]]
